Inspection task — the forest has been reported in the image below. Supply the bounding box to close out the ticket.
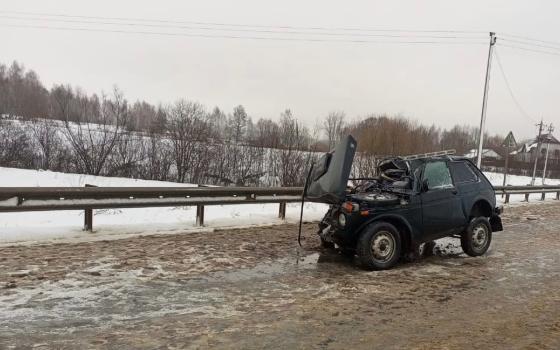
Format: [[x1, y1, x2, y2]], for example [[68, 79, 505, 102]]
[[0, 61, 505, 186]]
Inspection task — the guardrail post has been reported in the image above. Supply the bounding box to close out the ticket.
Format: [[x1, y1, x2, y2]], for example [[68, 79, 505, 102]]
[[278, 202, 286, 220], [84, 208, 93, 232], [524, 193, 530, 202], [505, 193, 510, 204], [195, 184, 207, 226], [541, 192, 546, 201], [196, 205, 205, 226], [83, 184, 97, 232], [557, 191, 560, 200]]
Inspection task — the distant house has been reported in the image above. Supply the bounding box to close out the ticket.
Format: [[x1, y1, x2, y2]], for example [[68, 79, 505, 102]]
[[463, 148, 502, 160], [512, 133, 560, 162]]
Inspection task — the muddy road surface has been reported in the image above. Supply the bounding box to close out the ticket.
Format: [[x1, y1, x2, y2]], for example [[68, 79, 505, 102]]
[[1, 202, 559, 349]]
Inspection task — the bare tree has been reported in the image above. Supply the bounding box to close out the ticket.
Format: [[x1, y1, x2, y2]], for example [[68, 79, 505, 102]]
[[323, 111, 346, 150], [227, 105, 248, 144], [143, 132, 173, 181], [0, 119, 34, 168], [166, 100, 208, 183], [60, 87, 128, 175], [207, 106, 227, 140], [277, 110, 312, 186], [107, 132, 147, 178], [128, 101, 158, 132], [27, 118, 60, 170]]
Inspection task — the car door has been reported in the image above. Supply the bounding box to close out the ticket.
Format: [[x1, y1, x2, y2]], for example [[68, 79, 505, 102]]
[[420, 160, 464, 239]]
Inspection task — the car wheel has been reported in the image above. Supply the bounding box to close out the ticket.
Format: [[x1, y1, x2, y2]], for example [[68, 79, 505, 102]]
[[461, 217, 492, 257], [357, 222, 401, 270], [320, 237, 335, 249]]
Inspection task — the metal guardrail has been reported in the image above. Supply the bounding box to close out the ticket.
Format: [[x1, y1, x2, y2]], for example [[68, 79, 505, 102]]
[[0, 186, 304, 231], [493, 185, 560, 204], [0, 184, 558, 232]]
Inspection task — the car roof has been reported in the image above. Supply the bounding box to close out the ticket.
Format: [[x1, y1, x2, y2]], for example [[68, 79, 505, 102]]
[[379, 155, 474, 173]]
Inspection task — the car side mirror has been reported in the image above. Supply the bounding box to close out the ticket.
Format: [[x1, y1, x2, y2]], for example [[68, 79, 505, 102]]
[[422, 179, 429, 192]]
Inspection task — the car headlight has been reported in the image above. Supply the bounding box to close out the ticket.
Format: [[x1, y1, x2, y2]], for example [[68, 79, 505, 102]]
[[338, 213, 347, 227]]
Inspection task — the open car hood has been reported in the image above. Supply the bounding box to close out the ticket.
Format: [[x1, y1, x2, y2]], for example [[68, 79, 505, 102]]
[[305, 135, 357, 204]]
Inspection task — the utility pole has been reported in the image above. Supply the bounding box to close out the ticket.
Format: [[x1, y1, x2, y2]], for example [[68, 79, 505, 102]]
[[542, 124, 554, 184], [531, 120, 545, 185], [476, 32, 497, 168]]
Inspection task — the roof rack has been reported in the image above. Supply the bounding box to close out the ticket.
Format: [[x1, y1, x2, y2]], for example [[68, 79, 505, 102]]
[[399, 149, 456, 161]]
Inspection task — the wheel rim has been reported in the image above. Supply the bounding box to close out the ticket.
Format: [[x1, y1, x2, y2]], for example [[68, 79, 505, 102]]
[[371, 231, 396, 262], [472, 224, 489, 251]]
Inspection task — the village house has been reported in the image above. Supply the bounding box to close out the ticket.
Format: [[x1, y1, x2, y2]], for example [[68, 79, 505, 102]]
[[511, 133, 560, 163]]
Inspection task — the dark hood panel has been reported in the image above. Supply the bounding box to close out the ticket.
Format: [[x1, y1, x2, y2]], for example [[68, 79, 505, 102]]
[[306, 135, 357, 204]]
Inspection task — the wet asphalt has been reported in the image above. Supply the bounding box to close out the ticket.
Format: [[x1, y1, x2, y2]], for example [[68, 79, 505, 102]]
[[0, 202, 559, 349]]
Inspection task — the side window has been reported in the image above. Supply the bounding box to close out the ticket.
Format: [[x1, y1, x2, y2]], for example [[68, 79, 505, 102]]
[[423, 161, 453, 190], [449, 161, 478, 184]]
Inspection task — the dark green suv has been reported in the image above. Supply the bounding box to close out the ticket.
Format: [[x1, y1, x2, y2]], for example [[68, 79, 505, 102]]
[[306, 135, 503, 270]]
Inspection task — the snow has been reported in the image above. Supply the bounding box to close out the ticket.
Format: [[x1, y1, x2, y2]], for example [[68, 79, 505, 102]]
[[486, 171, 560, 205], [0, 166, 559, 245], [0, 166, 196, 188], [462, 149, 501, 159], [0, 167, 328, 244]]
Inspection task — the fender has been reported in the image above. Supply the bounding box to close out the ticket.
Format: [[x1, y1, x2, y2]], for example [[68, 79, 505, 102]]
[[468, 196, 493, 217], [356, 213, 417, 242]]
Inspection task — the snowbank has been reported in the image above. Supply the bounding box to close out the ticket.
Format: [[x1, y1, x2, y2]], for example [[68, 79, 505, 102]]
[[0, 167, 328, 244], [485, 171, 560, 205]]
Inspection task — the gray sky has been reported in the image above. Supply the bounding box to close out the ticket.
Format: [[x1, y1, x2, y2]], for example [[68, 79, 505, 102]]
[[2, 0, 560, 140]]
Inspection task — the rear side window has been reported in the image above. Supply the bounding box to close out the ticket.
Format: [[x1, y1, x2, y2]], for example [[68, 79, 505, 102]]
[[450, 161, 478, 183]]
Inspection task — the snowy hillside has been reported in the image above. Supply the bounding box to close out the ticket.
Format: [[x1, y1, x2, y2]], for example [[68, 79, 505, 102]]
[[0, 167, 558, 244]]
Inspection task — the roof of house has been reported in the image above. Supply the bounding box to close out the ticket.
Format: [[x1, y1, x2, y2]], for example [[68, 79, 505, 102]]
[[463, 148, 501, 159], [516, 133, 559, 153]]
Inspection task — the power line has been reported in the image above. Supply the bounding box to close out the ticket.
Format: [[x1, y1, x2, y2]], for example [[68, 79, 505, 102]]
[[501, 32, 560, 48], [0, 23, 490, 45], [497, 43, 560, 57], [500, 38, 560, 52], [0, 15, 489, 40], [494, 48, 536, 124], [0, 10, 488, 35]]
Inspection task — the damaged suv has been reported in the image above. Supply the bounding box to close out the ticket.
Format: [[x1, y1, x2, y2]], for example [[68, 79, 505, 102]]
[[305, 135, 503, 270]]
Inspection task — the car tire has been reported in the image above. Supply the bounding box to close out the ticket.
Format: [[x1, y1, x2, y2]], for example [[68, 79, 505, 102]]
[[461, 217, 492, 257], [357, 222, 401, 270]]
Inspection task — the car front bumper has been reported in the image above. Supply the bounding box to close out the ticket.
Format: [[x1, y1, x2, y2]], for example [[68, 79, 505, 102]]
[[490, 206, 503, 232]]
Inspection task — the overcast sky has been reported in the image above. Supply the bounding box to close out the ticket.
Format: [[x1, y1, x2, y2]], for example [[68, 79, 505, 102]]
[[2, 0, 560, 140]]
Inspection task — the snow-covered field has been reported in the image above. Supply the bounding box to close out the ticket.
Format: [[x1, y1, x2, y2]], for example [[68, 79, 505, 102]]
[[0, 167, 558, 244], [0, 167, 328, 244]]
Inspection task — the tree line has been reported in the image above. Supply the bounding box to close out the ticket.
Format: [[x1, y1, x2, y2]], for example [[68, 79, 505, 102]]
[[0, 60, 506, 186]]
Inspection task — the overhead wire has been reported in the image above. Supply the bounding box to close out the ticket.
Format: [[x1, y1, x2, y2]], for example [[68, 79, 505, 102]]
[[0, 23, 489, 45], [497, 43, 560, 57], [500, 38, 560, 53], [0, 14, 487, 40], [501, 32, 560, 48], [493, 48, 536, 124], [0, 10, 488, 34]]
